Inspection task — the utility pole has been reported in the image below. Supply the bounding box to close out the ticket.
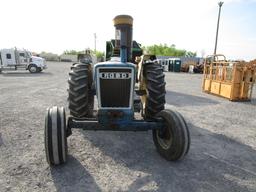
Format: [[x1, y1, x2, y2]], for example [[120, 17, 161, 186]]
[[214, 1, 224, 55], [94, 33, 97, 52]]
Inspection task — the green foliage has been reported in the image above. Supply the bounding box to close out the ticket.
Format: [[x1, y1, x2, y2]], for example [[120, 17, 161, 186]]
[[40, 51, 59, 61], [143, 44, 196, 57], [93, 50, 105, 58], [63, 50, 83, 55], [63, 49, 105, 59]]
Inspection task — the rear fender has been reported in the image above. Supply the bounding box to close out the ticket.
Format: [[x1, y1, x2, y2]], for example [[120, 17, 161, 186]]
[[136, 55, 157, 111], [136, 54, 157, 82]]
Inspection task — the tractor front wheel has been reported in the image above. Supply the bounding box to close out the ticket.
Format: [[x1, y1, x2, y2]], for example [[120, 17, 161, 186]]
[[45, 106, 67, 166], [153, 109, 190, 161]]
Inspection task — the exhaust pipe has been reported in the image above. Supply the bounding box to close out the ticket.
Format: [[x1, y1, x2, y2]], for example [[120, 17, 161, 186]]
[[113, 15, 133, 63]]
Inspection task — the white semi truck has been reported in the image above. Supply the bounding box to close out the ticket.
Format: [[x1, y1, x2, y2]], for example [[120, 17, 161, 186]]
[[0, 48, 47, 73]]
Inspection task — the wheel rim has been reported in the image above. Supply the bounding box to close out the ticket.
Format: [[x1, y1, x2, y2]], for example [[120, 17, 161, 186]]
[[30, 66, 37, 73], [156, 124, 173, 149]]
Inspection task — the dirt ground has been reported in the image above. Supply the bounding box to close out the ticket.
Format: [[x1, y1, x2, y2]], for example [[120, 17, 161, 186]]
[[0, 61, 255, 192]]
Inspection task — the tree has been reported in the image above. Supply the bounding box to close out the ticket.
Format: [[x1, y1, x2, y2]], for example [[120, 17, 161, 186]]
[[143, 44, 196, 57], [63, 50, 82, 55], [62, 49, 105, 61], [93, 50, 105, 58]]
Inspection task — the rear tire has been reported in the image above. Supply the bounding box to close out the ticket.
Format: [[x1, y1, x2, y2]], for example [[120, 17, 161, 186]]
[[45, 106, 67, 165], [143, 62, 166, 119], [68, 63, 94, 118], [153, 109, 190, 161]]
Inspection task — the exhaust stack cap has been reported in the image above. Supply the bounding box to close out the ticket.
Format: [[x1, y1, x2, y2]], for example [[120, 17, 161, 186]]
[[113, 15, 133, 26]]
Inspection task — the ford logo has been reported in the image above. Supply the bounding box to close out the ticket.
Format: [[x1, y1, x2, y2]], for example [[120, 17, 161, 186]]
[[100, 72, 131, 79]]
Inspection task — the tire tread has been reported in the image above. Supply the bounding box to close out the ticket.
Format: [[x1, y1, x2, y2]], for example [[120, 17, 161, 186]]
[[144, 63, 166, 119], [68, 63, 94, 118]]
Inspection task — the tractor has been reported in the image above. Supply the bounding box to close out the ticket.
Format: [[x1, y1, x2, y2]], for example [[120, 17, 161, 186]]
[[44, 15, 190, 165]]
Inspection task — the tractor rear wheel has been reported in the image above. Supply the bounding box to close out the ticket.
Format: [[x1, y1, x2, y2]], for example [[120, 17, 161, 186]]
[[68, 63, 94, 118], [143, 62, 166, 119], [45, 106, 67, 165], [153, 109, 190, 161]]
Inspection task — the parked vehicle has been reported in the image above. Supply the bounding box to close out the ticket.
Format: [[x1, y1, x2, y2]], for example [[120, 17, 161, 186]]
[[0, 48, 47, 73], [44, 15, 190, 166]]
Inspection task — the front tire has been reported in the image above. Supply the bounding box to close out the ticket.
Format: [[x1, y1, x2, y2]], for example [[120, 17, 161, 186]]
[[45, 106, 67, 166], [153, 109, 190, 161], [28, 64, 38, 73], [68, 63, 94, 118]]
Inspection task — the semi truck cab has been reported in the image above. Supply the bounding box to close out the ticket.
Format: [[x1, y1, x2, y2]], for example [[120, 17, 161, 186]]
[[0, 48, 47, 73]]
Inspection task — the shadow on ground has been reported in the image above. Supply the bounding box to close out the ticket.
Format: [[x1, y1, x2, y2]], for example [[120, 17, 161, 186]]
[[0, 133, 3, 146], [71, 123, 256, 192], [166, 90, 220, 107], [50, 155, 101, 192], [246, 98, 256, 106]]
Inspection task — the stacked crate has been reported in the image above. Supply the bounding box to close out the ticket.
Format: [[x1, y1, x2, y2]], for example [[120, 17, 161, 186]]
[[202, 54, 256, 101]]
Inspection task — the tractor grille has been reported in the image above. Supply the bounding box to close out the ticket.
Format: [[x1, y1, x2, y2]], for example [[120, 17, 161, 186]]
[[98, 68, 132, 108]]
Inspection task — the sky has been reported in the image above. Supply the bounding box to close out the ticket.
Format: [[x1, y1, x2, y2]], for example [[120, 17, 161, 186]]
[[0, 0, 255, 60]]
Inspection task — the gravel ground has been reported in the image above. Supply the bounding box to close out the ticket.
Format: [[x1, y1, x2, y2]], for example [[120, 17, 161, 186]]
[[0, 61, 255, 192]]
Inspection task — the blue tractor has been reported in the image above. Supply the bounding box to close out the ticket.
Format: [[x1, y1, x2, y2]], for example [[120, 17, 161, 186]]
[[44, 15, 190, 165]]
